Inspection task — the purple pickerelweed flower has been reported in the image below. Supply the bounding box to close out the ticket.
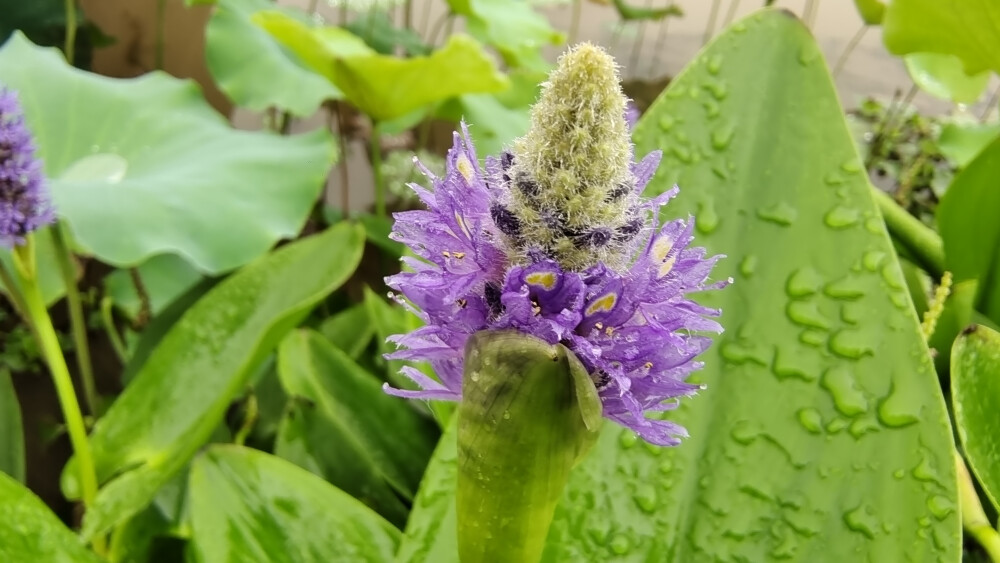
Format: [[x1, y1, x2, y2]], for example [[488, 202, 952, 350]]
[[0, 87, 53, 248], [384, 44, 729, 446]]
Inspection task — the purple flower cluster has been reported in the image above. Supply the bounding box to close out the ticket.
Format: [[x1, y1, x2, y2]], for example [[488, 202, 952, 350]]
[[0, 87, 52, 248], [385, 123, 728, 446]]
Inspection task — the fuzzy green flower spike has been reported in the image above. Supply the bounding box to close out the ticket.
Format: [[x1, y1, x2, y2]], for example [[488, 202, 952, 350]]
[[498, 43, 640, 271]]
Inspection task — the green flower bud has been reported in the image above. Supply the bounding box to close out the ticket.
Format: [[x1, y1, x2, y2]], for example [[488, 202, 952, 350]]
[[502, 43, 638, 271]]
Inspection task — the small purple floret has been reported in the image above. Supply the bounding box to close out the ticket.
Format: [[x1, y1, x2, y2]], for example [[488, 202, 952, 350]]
[[384, 123, 729, 446], [0, 87, 53, 248]]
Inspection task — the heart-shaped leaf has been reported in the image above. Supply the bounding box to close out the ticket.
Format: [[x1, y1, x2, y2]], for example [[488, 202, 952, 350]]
[[189, 445, 400, 562], [883, 0, 1000, 75], [70, 223, 365, 540], [257, 15, 508, 122], [205, 0, 340, 116], [952, 324, 1000, 511], [0, 371, 24, 483], [0, 32, 336, 273], [0, 472, 103, 562], [397, 10, 959, 561], [938, 137, 1000, 325]]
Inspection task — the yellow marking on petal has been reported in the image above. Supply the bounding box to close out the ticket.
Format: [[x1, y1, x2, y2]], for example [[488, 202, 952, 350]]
[[456, 154, 475, 183], [651, 236, 673, 262], [586, 293, 618, 316], [453, 251, 466, 259], [657, 255, 678, 279], [454, 211, 471, 238], [525, 271, 557, 290]]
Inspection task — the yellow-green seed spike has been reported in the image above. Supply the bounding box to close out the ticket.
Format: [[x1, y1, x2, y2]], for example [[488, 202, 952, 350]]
[[456, 330, 602, 563], [505, 43, 637, 271]]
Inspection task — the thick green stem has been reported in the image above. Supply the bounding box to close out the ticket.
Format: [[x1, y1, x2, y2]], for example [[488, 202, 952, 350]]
[[50, 226, 98, 416], [371, 125, 386, 218], [13, 248, 100, 511], [871, 188, 945, 278], [64, 0, 77, 64], [957, 452, 1000, 561]]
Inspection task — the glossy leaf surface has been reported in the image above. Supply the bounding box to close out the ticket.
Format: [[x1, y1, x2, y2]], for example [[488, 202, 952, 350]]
[[274, 329, 438, 526], [0, 33, 335, 273], [952, 324, 1000, 511], [189, 445, 400, 562], [398, 10, 959, 561], [0, 472, 102, 562], [74, 224, 365, 540]]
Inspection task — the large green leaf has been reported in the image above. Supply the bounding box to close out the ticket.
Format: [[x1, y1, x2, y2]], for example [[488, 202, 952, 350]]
[[275, 330, 438, 509], [952, 324, 1000, 511], [0, 472, 103, 563], [205, 0, 340, 116], [0, 370, 24, 483], [318, 303, 374, 360], [938, 138, 1000, 324], [189, 445, 400, 562], [0, 33, 335, 273], [883, 0, 1000, 75], [257, 16, 508, 122], [324, 33, 509, 122], [904, 53, 990, 104], [397, 10, 959, 561], [70, 223, 365, 540]]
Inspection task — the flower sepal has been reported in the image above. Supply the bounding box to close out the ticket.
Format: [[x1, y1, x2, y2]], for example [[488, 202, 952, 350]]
[[457, 330, 602, 563]]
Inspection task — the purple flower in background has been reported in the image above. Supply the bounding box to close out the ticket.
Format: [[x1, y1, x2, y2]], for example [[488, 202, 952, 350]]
[[0, 87, 53, 248], [384, 45, 729, 446]]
